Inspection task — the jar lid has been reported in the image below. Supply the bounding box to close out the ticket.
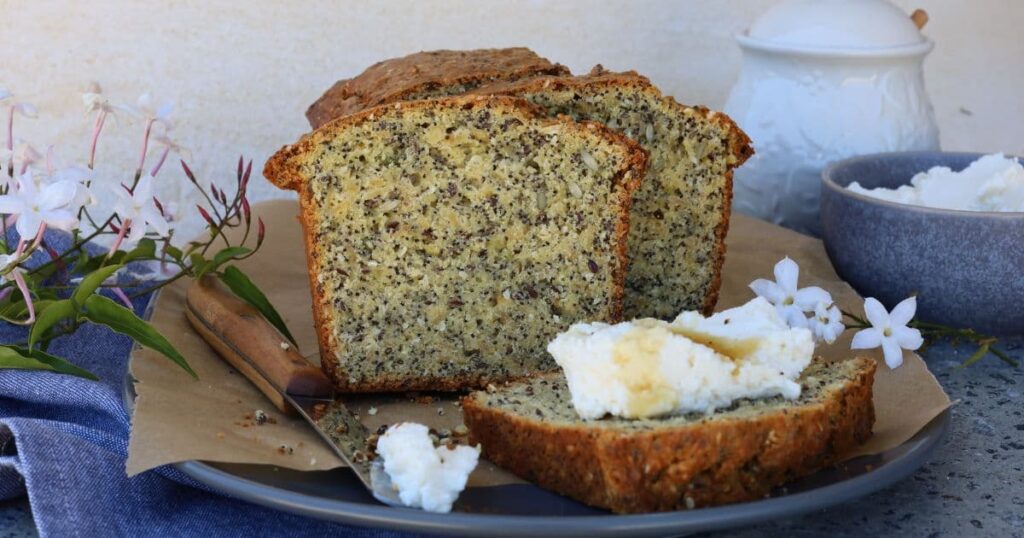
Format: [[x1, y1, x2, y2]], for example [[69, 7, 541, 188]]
[[747, 0, 925, 50]]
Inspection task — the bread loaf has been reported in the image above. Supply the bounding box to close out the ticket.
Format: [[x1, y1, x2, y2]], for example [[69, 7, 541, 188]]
[[475, 68, 753, 318], [265, 95, 647, 392], [306, 48, 569, 129]]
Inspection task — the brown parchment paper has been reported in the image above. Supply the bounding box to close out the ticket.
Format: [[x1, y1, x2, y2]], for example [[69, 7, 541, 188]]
[[127, 200, 951, 484]]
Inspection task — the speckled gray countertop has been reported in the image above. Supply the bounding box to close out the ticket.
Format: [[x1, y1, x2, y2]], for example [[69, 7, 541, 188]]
[[2, 338, 1021, 538]]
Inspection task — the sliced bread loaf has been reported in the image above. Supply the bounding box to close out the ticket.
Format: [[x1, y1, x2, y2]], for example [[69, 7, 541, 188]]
[[461, 357, 876, 513], [264, 95, 647, 392], [474, 68, 753, 318], [306, 48, 569, 129]]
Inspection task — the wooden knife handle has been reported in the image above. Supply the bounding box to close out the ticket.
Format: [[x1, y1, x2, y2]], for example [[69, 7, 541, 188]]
[[185, 276, 333, 414]]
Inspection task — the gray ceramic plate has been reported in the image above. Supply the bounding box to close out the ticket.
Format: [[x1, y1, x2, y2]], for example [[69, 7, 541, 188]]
[[123, 376, 949, 537]]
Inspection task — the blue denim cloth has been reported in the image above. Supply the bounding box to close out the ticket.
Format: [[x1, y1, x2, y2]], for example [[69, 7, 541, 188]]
[[0, 233, 411, 536]]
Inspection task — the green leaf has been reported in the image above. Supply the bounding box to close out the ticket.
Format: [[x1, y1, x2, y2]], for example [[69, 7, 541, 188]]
[[959, 343, 991, 369], [0, 346, 55, 373], [73, 264, 124, 306], [164, 244, 183, 262], [219, 265, 297, 346], [11, 346, 99, 380], [81, 294, 197, 378], [29, 299, 76, 348], [989, 347, 1020, 368], [189, 253, 210, 277], [123, 239, 156, 263], [210, 247, 251, 271]]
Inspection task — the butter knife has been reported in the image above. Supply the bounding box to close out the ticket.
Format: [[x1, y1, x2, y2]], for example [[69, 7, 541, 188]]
[[184, 277, 402, 508]]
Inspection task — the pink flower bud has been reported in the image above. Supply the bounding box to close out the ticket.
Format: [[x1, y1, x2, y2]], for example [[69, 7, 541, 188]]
[[241, 196, 251, 223], [181, 160, 197, 184], [236, 155, 244, 183], [241, 159, 252, 191], [257, 217, 265, 246], [153, 196, 165, 216], [197, 205, 215, 226]]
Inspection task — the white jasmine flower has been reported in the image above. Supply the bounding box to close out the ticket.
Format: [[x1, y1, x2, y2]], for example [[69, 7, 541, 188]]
[[0, 170, 80, 237], [51, 165, 97, 208], [0, 141, 42, 186], [131, 93, 174, 127], [809, 302, 845, 344], [850, 297, 923, 369], [151, 130, 191, 160], [111, 173, 169, 244], [82, 82, 133, 116], [0, 89, 36, 118], [749, 257, 832, 329]]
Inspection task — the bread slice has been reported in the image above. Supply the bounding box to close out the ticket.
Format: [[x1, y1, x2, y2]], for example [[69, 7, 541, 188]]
[[461, 357, 876, 513], [306, 48, 569, 129], [264, 95, 648, 392], [473, 68, 753, 319]]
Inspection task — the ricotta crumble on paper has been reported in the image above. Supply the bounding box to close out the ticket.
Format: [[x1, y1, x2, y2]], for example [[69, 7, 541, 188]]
[[375, 422, 480, 513]]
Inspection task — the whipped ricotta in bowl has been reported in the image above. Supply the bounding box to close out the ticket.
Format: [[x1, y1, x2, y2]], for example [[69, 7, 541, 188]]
[[546, 297, 815, 420], [847, 153, 1024, 212]]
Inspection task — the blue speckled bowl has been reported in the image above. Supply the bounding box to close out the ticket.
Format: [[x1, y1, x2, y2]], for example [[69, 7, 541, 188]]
[[821, 152, 1024, 336]]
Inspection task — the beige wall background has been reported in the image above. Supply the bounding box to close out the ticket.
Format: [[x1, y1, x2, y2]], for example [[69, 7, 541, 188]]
[[1, 0, 1021, 234]]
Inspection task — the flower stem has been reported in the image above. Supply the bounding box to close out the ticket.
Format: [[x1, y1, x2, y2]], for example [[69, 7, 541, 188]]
[[87, 110, 107, 169], [136, 118, 154, 179]]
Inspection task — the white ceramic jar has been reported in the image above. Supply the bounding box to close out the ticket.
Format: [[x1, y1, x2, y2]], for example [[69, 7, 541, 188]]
[[724, 0, 940, 235]]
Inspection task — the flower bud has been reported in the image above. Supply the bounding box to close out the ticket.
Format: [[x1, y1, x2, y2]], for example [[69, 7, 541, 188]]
[[153, 196, 165, 216], [241, 159, 252, 191], [241, 196, 251, 223], [257, 217, 265, 246], [236, 155, 244, 184], [181, 160, 197, 184], [197, 204, 215, 226]]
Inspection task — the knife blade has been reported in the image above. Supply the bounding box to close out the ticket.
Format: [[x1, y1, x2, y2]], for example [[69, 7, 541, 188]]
[[184, 277, 402, 507]]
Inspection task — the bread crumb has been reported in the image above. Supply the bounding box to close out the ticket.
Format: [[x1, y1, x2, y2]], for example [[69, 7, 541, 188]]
[[280, 342, 290, 350], [367, 406, 378, 416], [437, 407, 445, 416], [216, 432, 225, 439]]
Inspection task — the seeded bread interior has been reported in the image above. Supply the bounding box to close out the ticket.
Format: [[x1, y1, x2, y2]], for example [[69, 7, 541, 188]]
[[264, 95, 648, 392], [474, 68, 753, 318]]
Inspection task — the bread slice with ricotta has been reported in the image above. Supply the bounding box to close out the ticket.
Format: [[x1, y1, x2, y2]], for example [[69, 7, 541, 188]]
[[306, 48, 569, 129], [264, 95, 647, 392], [461, 357, 876, 513]]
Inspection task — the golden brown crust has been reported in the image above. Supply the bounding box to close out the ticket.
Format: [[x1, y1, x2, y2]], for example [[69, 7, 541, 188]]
[[462, 358, 876, 513], [265, 95, 648, 393], [472, 68, 753, 316], [306, 48, 570, 129]]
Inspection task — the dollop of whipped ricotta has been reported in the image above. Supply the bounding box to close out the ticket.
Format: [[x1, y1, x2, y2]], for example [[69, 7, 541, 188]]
[[375, 422, 480, 513], [848, 153, 1024, 212], [546, 297, 815, 419]]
